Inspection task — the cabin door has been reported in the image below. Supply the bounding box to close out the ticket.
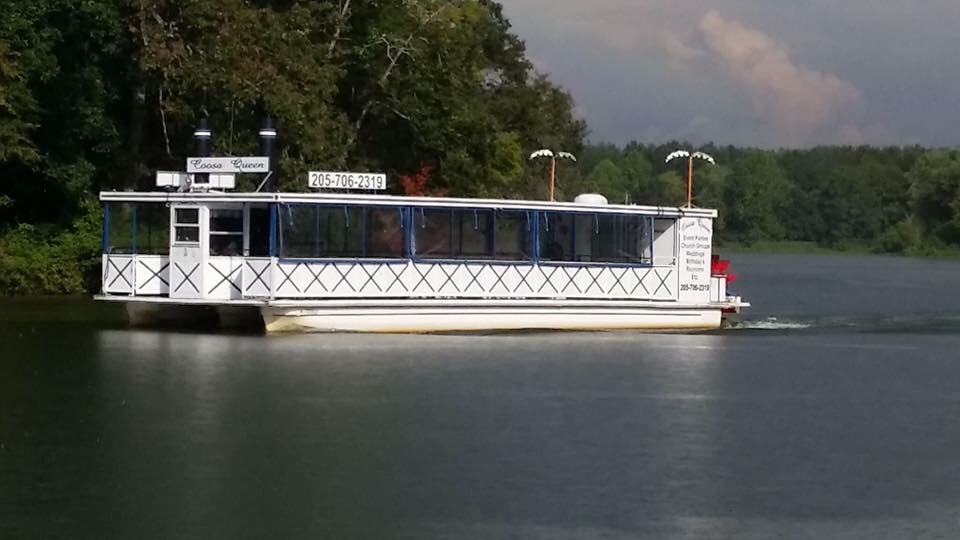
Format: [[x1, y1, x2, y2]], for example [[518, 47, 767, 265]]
[[169, 205, 205, 300]]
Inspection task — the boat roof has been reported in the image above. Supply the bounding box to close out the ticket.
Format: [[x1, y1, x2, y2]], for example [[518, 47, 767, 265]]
[[98, 191, 718, 219]]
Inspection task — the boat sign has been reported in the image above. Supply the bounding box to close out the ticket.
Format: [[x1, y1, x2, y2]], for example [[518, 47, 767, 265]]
[[186, 157, 270, 174], [308, 171, 387, 190]]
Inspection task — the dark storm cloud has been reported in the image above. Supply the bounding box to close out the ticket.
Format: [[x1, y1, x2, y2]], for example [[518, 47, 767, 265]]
[[498, 0, 960, 148]]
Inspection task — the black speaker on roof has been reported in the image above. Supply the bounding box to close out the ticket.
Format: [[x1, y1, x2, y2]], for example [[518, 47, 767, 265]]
[[193, 119, 212, 184], [258, 117, 278, 191]]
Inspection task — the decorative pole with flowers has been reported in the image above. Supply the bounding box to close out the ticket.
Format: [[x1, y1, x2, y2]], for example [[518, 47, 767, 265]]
[[530, 149, 577, 202]]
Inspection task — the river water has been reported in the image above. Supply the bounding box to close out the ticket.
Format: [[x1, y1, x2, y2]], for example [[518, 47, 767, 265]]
[[2, 254, 960, 539]]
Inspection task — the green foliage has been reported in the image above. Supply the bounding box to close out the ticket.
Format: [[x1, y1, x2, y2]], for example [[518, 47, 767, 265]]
[[584, 159, 625, 200], [0, 40, 37, 164], [574, 142, 956, 255], [877, 218, 924, 255], [722, 152, 789, 243], [0, 0, 587, 294], [648, 171, 687, 207], [0, 205, 101, 295], [907, 150, 960, 244], [4, 1, 960, 296]]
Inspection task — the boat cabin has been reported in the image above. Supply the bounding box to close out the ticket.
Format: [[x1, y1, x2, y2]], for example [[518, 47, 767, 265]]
[[99, 191, 725, 306]]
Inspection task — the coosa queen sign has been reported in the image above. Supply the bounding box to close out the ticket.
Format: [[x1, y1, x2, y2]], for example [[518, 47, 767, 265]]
[[186, 157, 270, 173]]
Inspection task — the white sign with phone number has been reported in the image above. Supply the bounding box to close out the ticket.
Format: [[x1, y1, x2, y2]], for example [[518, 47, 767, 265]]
[[308, 171, 387, 190]]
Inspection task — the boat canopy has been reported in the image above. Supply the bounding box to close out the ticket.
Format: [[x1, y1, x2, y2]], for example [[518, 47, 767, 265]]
[[99, 191, 693, 266], [99, 191, 718, 219]]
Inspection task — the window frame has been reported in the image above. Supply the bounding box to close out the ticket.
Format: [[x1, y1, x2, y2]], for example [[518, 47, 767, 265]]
[[537, 211, 656, 268], [412, 207, 533, 263], [272, 203, 660, 268], [172, 207, 201, 246], [413, 207, 499, 262], [277, 203, 408, 261], [208, 208, 244, 256]]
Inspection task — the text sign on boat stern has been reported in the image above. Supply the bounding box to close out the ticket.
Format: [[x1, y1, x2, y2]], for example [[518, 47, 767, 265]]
[[186, 157, 270, 174], [308, 171, 388, 190]]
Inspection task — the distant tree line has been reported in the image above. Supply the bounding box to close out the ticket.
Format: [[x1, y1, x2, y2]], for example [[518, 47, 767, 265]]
[[0, 0, 958, 295], [567, 143, 960, 255]]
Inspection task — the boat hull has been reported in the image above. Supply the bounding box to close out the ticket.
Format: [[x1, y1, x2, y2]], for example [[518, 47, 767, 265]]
[[261, 301, 722, 333], [105, 297, 738, 334]]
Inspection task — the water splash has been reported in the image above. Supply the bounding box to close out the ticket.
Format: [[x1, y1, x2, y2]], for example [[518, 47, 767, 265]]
[[732, 317, 813, 330], [729, 314, 960, 334]]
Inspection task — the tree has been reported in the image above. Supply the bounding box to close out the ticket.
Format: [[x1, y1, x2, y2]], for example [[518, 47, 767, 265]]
[[138, 0, 349, 190], [907, 150, 960, 244], [0, 0, 590, 294], [0, 39, 37, 217], [721, 152, 789, 244], [337, 0, 584, 197], [619, 150, 653, 203], [584, 159, 626, 200], [646, 171, 687, 207]]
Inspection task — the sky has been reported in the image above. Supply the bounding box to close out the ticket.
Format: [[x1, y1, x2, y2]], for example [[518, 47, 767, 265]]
[[497, 0, 960, 148]]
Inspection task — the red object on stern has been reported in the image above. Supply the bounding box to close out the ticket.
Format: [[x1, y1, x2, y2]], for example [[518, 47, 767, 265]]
[[711, 254, 737, 284]]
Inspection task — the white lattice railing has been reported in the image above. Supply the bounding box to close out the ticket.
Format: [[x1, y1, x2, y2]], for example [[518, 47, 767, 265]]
[[206, 257, 244, 300], [102, 254, 170, 296], [106, 255, 679, 302], [244, 259, 677, 301]]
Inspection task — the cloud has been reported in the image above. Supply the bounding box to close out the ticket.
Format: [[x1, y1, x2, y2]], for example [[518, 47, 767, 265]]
[[695, 11, 863, 144], [662, 33, 704, 66], [497, 0, 927, 147]]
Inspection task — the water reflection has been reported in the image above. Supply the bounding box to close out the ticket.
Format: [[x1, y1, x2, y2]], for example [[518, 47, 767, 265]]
[[87, 330, 733, 537], [6, 311, 960, 538]]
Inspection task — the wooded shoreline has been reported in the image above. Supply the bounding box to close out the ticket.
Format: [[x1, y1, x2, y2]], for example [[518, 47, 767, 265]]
[[2, 1, 960, 295]]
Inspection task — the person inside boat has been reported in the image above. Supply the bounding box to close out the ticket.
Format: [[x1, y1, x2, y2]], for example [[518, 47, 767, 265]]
[[222, 239, 241, 256], [543, 223, 568, 260], [368, 210, 405, 257]]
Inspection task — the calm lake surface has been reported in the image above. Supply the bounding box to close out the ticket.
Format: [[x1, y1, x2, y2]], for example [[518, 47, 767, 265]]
[[3, 253, 960, 539]]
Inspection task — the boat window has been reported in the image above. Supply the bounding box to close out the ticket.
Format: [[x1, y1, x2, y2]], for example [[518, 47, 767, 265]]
[[281, 206, 316, 258], [540, 212, 653, 264], [494, 210, 533, 260], [366, 208, 406, 258], [248, 207, 271, 257], [176, 208, 199, 224], [592, 214, 652, 264], [135, 204, 170, 255], [415, 209, 452, 258], [325, 208, 365, 257], [281, 205, 362, 258], [174, 208, 200, 244], [414, 209, 495, 259], [539, 212, 575, 262], [209, 209, 243, 256], [279, 205, 404, 259], [456, 209, 494, 258], [652, 218, 676, 265], [573, 214, 594, 261], [106, 202, 135, 254]]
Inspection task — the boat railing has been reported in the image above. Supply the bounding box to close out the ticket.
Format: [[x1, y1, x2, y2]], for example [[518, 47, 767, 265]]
[[102, 253, 169, 296], [103, 251, 679, 302], [249, 257, 678, 301]]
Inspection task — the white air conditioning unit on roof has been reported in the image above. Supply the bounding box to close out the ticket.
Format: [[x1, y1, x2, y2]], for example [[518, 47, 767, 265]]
[[205, 173, 236, 189], [156, 171, 189, 188], [155, 171, 235, 190]]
